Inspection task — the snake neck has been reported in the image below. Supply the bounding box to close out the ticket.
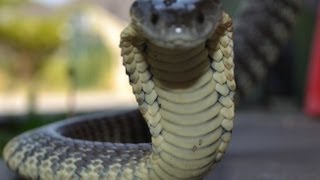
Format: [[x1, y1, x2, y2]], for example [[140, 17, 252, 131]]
[[146, 42, 210, 85]]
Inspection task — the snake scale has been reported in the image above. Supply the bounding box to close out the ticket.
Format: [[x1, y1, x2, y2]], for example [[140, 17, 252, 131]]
[[3, 0, 300, 179]]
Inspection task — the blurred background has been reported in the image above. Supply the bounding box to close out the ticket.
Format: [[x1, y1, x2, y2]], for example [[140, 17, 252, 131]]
[[0, 0, 319, 159]]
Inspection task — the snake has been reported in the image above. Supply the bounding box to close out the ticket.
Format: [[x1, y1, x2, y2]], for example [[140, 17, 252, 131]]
[[233, 0, 301, 97], [2, 0, 300, 179]]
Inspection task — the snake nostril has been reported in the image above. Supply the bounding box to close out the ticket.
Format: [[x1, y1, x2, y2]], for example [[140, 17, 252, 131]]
[[197, 12, 205, 24], [151, 13, 159, 25]]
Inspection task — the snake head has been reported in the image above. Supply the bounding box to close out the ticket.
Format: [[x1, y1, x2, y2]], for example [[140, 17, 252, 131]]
[[130, 0, 222, 49]]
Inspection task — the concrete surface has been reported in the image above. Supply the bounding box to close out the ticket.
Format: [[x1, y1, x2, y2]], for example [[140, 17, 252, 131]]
[[1, 111, 320, 180]]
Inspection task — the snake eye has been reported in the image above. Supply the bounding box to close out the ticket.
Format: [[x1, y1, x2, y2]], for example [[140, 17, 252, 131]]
[[151, 13, 159, 25], [197, 12, 205, 24]]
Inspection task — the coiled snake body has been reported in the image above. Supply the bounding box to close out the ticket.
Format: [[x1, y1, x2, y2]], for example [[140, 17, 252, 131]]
[[3, 0, 300, 179]]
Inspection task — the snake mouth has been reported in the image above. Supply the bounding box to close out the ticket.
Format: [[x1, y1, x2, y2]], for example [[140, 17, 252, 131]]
[[149, 37, 207, 49], [55, 111, 151, 144]]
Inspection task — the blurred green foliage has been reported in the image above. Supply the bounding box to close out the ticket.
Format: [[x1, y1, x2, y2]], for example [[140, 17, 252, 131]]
[[0, 6, 64, 52], [0, 15, 63, 52], [0, 4, 68, 114], [68, 15, 113, 89], [38, 56, 70, 90], [0, 0, 29, 5], [0, 1, 115, 118], [0, 3, 115, 90]]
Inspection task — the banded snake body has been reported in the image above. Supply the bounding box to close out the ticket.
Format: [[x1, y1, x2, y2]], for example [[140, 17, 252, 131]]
[[3, 0, 300, 179]]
